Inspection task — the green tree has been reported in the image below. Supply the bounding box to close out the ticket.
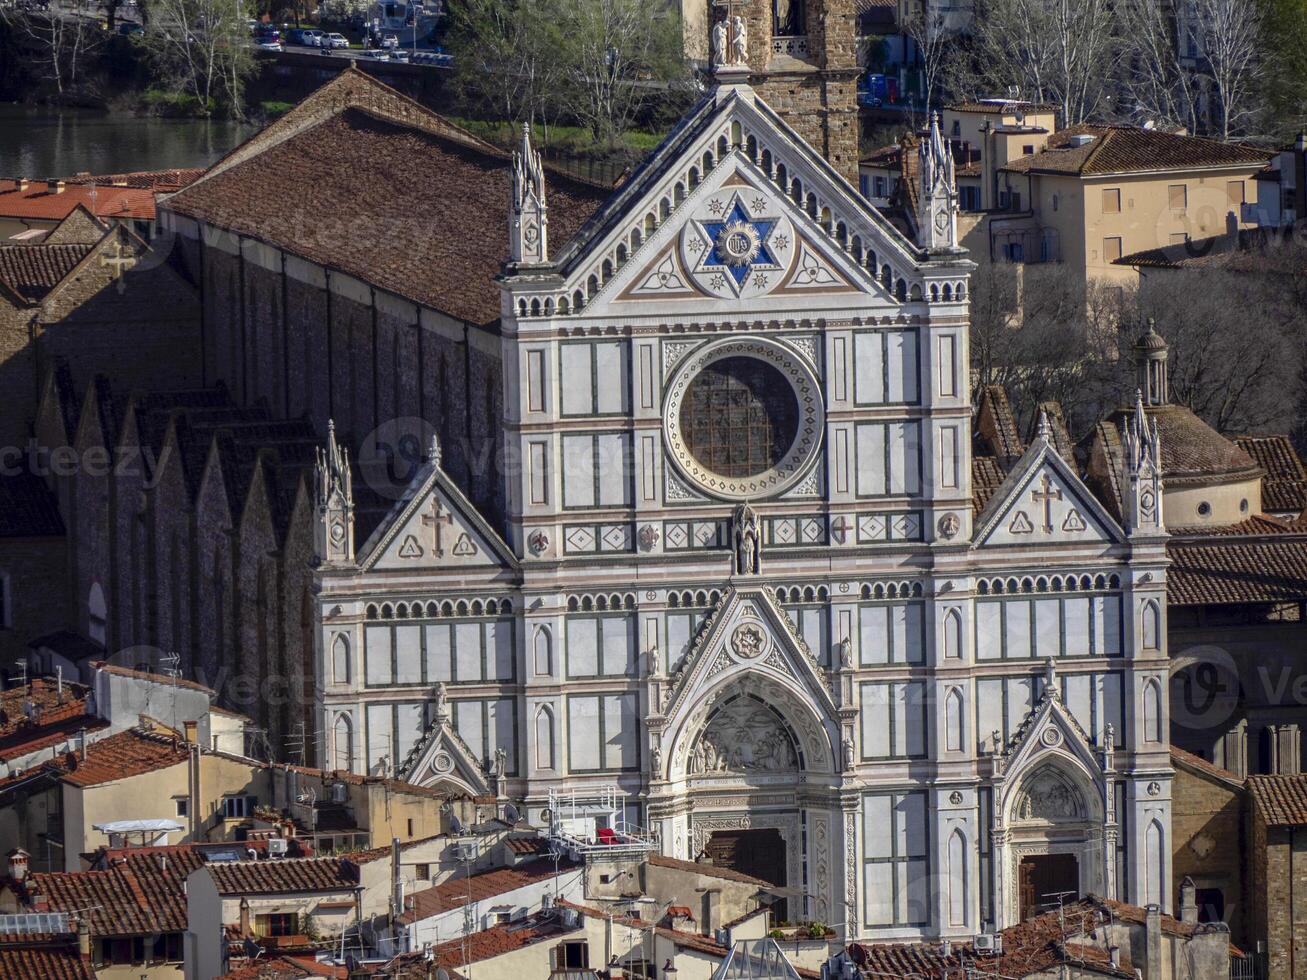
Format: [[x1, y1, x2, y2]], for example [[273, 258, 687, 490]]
[[1260, 0, 1307, 139], [140, 0, 255, 116], [445, 0, 564, 127]]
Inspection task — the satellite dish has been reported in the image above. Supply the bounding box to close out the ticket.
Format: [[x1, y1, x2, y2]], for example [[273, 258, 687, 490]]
[[504, 804, 520, 823], [436, 970, 451, 980], [449, 815, 464, 834]]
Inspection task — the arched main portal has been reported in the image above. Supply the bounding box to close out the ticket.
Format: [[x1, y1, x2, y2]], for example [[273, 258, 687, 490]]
[[1000, 758, 1109, 923]]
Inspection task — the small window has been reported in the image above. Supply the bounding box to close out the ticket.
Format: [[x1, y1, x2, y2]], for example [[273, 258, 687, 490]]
[[1227, 180, 1245, 207], [1169, 233, 1189, 245], [1198, 501, 1212, 517], [1102, 188, 1121, 213], [1103, 237, 1123, 262], [1169, 184, 1187, 210], [256, 913, 298, 938], [174, 798, 189, 818], [1022, 144, 1034, 155], [415, 863, 430, 881], [952, 120, 961, 137], [1240, 499, 1249, 513], [221, 796, 255, 819], [406, 818, 414, 837], [1051, 193, 1059, 212]]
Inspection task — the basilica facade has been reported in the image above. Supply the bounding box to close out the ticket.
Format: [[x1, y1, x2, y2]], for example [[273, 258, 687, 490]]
[[305, 64, 1175, 940]]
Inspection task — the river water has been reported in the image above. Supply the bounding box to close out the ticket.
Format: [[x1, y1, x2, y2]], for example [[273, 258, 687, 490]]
[[0, 104, 256, 177]]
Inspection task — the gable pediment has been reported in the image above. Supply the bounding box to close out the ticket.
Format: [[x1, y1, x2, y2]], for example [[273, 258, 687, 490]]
[[396, 701, 492, 796], [358, 458, 515, 572], [661, 585, 837, 723], [975, 436, 1123, 548], [549, 89, 930, 319]]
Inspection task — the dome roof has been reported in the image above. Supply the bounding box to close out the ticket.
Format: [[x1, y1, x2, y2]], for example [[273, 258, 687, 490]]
[[1131, 404, 1261, 485], [1133, 324, 1168, 353]]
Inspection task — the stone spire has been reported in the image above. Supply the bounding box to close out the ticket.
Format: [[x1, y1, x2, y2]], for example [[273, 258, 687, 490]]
[[1122, 389, 1164, 535], [314, 419, 355, 564], [917, 111, 958, 252], [510, 123, 548, 265]]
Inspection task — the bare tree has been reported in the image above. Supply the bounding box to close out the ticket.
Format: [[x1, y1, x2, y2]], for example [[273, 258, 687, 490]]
[[0, 7, 103, 96], [901, 1, 956, 120], [1190, 0, 1264, 139], [1113, 0, 1200, 134], [141, 0, 254, 116], [961, 0, 1119, 125]]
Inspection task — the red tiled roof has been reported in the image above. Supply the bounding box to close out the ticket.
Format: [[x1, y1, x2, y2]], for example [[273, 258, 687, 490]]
[[972, 456, 1006, 513], [646, 853, 774, 887], [946, 100, 1060, 115], [1001, 125, 1271, 176], [1118, 226, 1306, 274], [396, 859, 572, 923], [206, 857, 360, 896], [165, 74, 610, 329], [0, 243, 92, 304], [1104, 404, 1259, 486], [1170, 747, 1245, 790], [0, 680, 89, 750], [0, 937, 95, 979], [88, 661, 217, 695], [427, 920, 573, 971], [0, 728, 188, 793], [0, 180, 155, 223], [1167, 537, 1307, 605], [65, 169, 204, 192], [1247, 774, 1307, 826], [29, 845, 203, 938], [503, 836, 549, 856], [340, 833, 443, 865], [1235, 436, 1307, 513]]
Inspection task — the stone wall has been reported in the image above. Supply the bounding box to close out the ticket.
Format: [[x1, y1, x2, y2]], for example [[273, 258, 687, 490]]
[[0, 536, 69, 664], [1254, 814, 1307, 980], [1170, 759, 1246, 944]]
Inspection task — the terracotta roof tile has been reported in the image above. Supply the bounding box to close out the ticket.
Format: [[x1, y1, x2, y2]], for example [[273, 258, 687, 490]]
[[88, 661, 217, 695], [0, 180, 155, 223], [504, 837, 549, 856], [1167, 537, 1307, 605], [0, 244, 92, 304], [1001, 125, 1271, 176], [1104, 404, 1259, 486], [0, 728, 188, 792], [1118, 226, 1307, 274], [205, 857, 360, 896], [946, 100, 1060, 115], [1247, 774, 1307, 825], [0, 937, 95, 979], [972, 456, 1006, 513], [166, 98, 609, 328], [1235, 436, 1307, 513], [29, 845, 202, 938], [65, 169, 204, 192], [0, 680, 87, 745], [1170, 746, 1245, 789], [396, 859, 573, 923]]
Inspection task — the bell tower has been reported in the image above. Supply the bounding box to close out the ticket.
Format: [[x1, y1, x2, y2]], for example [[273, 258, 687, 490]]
[[709, 0, 860, 183]]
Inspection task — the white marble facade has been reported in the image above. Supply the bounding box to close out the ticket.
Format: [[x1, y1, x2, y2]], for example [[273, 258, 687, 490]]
[[311, 88, 1174, 940]]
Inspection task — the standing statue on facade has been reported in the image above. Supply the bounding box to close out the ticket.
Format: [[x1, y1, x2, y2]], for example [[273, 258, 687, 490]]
[[730, 15, 747, 64], [712, 18, 729, 67], [733, 503, 761, 575]]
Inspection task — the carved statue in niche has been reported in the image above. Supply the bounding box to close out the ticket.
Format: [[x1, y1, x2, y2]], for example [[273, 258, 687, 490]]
[[689, 697, 799, 774], [733, 503, 761, 575], [1016, 767, 1085, 821]]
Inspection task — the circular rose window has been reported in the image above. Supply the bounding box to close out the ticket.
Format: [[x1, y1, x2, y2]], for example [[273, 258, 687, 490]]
[[664, 339, 823, 500]]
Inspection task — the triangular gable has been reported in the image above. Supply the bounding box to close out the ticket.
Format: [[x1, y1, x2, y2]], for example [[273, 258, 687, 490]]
[[974, 433, 1123, 548], [396, 705, 492, 796], [1002, 671, 1102, 780], [662, 585, 838, 726], [557, 87, 928, 318], [358, 458, 515, 572]]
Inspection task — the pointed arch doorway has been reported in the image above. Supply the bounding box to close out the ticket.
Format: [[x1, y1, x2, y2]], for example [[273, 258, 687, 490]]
[[1018, 852, 1079, 920]]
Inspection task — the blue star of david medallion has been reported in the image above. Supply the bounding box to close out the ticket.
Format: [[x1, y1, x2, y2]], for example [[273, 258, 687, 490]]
[[682, 190, 794, 299]]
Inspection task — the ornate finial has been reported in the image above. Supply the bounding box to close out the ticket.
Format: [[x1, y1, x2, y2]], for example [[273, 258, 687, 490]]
[[1037, 408, 1051, 442], [510, 122, 548, 264], [427, 432, 442, 469]]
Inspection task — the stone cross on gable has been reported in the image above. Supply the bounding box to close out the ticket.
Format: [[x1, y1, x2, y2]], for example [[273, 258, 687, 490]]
[[1031, 472, 1062, 533], [421, 498, 454, 557], [100, 239, 136, 294]]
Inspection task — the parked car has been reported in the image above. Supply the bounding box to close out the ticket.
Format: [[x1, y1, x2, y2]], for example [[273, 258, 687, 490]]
[[118, 20, 144, 35], [256, 38, 283, 50], [379, 32, 398, 48], [303, 28, 324, 45], [285, 27, 309, 44], [321, 32, 349, 48], [365, 48, 390, 60], [256, 27, 281, 43]]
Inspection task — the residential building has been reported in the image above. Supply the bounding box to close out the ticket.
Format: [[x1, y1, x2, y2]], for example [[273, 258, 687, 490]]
[[1242, 134, 1306, 228], [0, 170, 203, 241], [0, 723, 270, 872], [831, 894, 1236, 979], [0, 915, 95, 980], [184, 856, 363, 980], [1246, 773, 1307, 980], [985, 124, 1271, 284]]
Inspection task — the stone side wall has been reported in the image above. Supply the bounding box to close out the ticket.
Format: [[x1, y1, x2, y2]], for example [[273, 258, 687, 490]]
[[1170, 762, 1246, 944], [0, 303, 38, 447], [0, 536, 69, 664], [1256, 815, 1307, 980]]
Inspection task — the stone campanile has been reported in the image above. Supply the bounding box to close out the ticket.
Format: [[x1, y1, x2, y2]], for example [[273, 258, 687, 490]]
[[709, 0, 861, 183]]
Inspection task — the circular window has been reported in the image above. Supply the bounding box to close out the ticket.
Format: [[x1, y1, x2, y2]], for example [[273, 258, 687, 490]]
[[1240, 498, 1249, 513], [664, 339, 823, 500], [1198, 501, 1212, 517], [679, 357, 799, 478]]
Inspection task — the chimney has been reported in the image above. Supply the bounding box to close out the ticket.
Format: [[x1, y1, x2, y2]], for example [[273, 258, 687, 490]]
[[1109, 945, 1121, 969], [1145, 904, 1163, 980], [76, 917, 90, 958], [239, 897, 251, 936], [56, 667, 64, 702], [17, 178, 29, 192], [183, 720, 198, 745], [1179, 877, 1198, 924], [47, 180, 65, 194], [7, 848, 29, 882]]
